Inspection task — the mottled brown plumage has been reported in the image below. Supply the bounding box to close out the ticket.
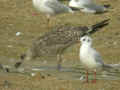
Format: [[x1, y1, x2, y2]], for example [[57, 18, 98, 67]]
[[15, 19, 109, 70]]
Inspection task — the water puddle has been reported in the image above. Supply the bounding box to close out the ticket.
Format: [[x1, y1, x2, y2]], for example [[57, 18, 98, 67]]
[[30, 65, 120, 81]]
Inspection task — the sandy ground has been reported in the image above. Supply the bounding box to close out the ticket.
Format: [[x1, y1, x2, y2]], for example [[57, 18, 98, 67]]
[[0, 0, 120, 90]]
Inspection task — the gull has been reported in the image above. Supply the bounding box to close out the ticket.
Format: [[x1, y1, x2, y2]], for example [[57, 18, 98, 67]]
[[32, 0, 74, 27], [69, 0, 107, 13], [80, 36, 120, 83], [14, 19, 109, 70]]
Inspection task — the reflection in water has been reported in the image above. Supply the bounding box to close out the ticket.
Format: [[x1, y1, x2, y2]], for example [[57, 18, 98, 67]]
[[31, 66, 120, 81]]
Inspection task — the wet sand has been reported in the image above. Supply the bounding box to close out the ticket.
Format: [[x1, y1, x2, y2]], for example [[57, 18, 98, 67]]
[[0, 0, 120, 89]]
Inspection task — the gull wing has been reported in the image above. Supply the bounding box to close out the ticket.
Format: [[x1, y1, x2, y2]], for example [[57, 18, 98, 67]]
[[45, 0, 73, 14]]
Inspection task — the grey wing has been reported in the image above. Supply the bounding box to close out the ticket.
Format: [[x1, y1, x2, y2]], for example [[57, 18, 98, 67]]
[[45, 0, 73, 14], [92, 48, 104, 65], [84, 3, 105, 12]]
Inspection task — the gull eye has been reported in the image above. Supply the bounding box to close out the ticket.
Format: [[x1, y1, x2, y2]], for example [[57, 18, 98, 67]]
[[83, 38, 86, 41], [88, 39, 90, 42]]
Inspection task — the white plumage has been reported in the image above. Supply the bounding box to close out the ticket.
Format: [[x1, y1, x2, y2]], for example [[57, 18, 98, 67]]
[[32, 0, 74, 18], [69, 0, 106, 13], [80, 36, 104, 70], [80, 36, 105, 83], [32, 0, 74, 27], [79, 36, 120, 83]]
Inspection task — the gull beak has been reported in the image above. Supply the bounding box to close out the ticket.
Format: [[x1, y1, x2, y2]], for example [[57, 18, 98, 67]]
[[77, 39, 80, 43]]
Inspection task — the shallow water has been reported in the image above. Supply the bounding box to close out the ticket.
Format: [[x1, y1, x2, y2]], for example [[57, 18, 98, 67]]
[[1, 0, 120, 89]]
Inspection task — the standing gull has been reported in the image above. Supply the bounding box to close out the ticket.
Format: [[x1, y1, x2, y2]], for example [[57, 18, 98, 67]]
[[69, 0, 107, 13], [32, 0, 74, 26], [14, 19, 109, 70], [80, 36, 120, 83]]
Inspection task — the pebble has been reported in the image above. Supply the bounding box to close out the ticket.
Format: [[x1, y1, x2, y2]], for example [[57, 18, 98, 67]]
[[7, 45, 13, 48], [31, 73, 36, 77], [79, 76, 85, 80], [42, 60, 47, 64], [16, 32, 21, 36]]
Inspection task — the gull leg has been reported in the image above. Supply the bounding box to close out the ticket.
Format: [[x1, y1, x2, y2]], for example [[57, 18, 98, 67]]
[[46, 15, 51, 29], [86, 70, 89, 83], [57, 47, 67, 71], [92, 70, 96, 83], [57, 43, 74, 71], [47, 18, 50, 28], [57, 54, 62, 71]]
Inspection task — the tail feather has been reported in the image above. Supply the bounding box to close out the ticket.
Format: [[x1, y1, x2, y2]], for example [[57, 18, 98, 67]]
[[14, 54, 26, 68], [87, 19, 110, 34], [0, 64, 10, 72], [103, 63, 120, 71]]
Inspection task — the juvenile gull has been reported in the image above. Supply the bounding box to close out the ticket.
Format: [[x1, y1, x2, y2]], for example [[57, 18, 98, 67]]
[[69, 0, 107, 13], [32, 0, 74, 26], [80, 36, 120, 83], [15, 19, 109, 70]]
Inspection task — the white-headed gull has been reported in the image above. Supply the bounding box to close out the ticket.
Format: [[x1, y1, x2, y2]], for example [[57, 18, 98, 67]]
[[32, 0, 74, 26], [69, 0, 107, 13], [79, 36, 120, 83]]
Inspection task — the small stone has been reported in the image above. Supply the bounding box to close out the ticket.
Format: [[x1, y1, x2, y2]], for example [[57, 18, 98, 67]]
[[42, 60, 47, 64], [7, 45, 13, 48], [31, 72, 46, 80], [31, 73, 36, 77], [79, 76, 85, 80], [16, 32, 21, 36]]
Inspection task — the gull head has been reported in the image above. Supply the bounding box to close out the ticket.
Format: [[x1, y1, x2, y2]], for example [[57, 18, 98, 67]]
[[80, 35, 92, 46]]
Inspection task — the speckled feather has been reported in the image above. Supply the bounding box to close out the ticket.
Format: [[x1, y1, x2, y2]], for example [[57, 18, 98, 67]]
[[25, 19, 109, 59], [14, 19, 109, 68]]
